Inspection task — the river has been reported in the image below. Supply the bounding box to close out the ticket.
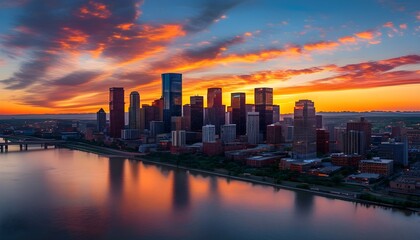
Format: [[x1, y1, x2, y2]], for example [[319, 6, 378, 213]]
[[0, 147, 419, 240]]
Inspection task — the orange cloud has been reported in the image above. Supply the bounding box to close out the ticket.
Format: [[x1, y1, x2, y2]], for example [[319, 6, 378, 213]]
[[140, 24, 185, 41], [78, 1, 111, 19], [303, 41, 339, 51], [338, 36, 357, 43], [399, 23, 407, 29]]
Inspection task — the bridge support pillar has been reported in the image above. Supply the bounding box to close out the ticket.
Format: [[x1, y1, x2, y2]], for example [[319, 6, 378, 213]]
[[4, 145, 8, 152], [25, 144, 28, 151], [20, 144, 23, 151], [0, 145, 3, 153], [44, 144, 48, 149]]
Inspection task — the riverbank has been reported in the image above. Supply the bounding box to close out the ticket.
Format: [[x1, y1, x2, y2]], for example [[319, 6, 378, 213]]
[[63, 143, 420, 213]]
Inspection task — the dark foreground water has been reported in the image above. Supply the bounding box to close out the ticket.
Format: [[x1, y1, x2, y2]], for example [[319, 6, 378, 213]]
[[0, 148, 419, 240]]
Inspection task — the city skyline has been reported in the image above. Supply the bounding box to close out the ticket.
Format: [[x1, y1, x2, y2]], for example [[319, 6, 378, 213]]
[[0, 0, 420, 114]]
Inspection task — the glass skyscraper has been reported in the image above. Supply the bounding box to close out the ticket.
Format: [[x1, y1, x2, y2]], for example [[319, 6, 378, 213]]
[[109, 87, 125, 138], [254, 88, 273, 140], [129, 91, 141, 130], [231, 92, 246, 136], [162, 73, 182, 132], [293, 99, 316, 159]]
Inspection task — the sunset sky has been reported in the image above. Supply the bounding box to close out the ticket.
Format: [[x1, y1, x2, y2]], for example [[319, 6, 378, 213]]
[[0, 0, 419, 114]]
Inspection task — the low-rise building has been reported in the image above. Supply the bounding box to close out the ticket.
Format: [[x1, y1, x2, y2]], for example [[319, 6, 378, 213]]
[[345, 173, 381, 185], [331, 153, 362, 167], [359, 158, 393, 176], [246, 155, 279, 167]]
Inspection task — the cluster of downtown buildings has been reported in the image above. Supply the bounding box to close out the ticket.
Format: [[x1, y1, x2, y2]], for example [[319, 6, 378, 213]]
[[95, 73, 417, 193]]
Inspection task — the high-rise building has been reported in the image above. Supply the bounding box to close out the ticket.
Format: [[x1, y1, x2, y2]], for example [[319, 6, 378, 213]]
[[202, 125, 216, 143], [346, 117, 372, 155], [172, 130, 186, 147], [293, 99, 316, 159], [316, 129, 329, 155], [316, 115, 323, 129], [273, 105, 280, 123], [152, 97, 164, 121], [247, 112, 260, 144], [267, 123, 283, 144], [128, 91, 141, 130], [109, 87, 125, 138], [254, 88, 273, 140], [378, 140, 408, 166], [96, 108, 106, 133], [183, 104, 191, 131], [150, 121, 164, 137], [231, 92, 246, 136], [162, 73, 182, 132], [221, 124, 236, 144], [207, 88, 225, 135], [190, 96, 204, 132]]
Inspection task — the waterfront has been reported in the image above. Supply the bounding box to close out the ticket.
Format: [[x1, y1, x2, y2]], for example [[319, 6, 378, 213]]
[[0, 148, 419, 240]]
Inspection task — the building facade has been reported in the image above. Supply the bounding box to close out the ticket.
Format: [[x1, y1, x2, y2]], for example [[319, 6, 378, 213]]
[[254, 88, 273, 140], [162, 73, 182, 133], [96, 108, 106, 133], [292, 100, 316, 159], [231, 92, 246, 136], [109, 87, 125, 138], [190, 96, 204, 132], [128, 91, 141, 130], [246, 112, 260, 144]]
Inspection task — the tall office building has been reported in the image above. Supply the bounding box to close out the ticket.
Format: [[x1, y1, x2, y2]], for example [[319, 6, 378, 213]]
[[316, 115, 323, 129], [273, 105, 280, 123], [221, 124, 236, 144], [96, 108, 106, 133], [162, 73, 182, 132], [267, 123, 283, 144], [190, 96, 204, 132], [207, 88, 225, 135], [247, 112, 260, 144], [231, 92, 246, 136], [152, 97, 164, 121], [378, 140, 408, 166], [254, 88, 273, 140], [109, 87, 125, 138], [202, 125, 216, 143], [293, 100, 316, 159], [183, 104, 191, 131], [346, 117, 372, 155], [128, 91, 141, 130]]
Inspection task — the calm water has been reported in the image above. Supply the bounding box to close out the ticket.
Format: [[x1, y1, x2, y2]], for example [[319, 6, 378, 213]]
[[0, 147, 419, 240]]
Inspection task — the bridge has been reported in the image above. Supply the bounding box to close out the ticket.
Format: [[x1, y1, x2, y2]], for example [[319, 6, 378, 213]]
[[0, 135, 65, 153]]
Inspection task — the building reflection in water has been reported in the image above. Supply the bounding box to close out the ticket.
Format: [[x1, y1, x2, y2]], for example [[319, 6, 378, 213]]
[[108, 157, 125, 198], [172, 169, 190, 211], [294, 191, 314, 217]]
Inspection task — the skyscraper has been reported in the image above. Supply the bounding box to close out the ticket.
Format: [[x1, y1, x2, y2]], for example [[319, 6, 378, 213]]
[[202, 125, 216, 143], [254, 88, 273, 140], [96, 108, 106, 133], [231, 92, 246, 136], [221, 124, 236, 144], [293, 100, 316, 159], [346, 117, 372, 155], [273, 104, 280, 123], [162, 73, 182, 132], [129, 91, 141, 130], [207, 88, 225, 135], [109, 87, 125, 138], [190, 96, 204, 132], [247, 112, 260, 144]]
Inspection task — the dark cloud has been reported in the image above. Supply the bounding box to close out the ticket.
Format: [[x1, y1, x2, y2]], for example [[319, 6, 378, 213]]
[[1, 0, 184, 90], [152, 35, 245, 72], [2, 51, 57, 89], [53, 71, 102, 86], [183, 0, 245, 33]]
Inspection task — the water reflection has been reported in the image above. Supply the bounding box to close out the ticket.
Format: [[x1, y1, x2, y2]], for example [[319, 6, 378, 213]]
[[0, 149, 419, 240], [294, 192, 314, 217], [172, 170, 190, 211]]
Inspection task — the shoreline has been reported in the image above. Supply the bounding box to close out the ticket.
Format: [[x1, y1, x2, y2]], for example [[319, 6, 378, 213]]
[[64, 143, 419, 213]]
